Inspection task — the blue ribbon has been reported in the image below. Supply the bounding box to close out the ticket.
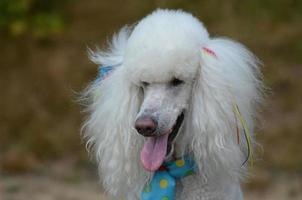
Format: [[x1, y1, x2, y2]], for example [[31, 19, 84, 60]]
[[141, 156, 196, 200], [95, 66, 114, 83]]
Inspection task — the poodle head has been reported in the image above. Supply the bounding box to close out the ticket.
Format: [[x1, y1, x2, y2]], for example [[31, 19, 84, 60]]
[[122, 10, 210, 172], [82, 9, 264, 198]]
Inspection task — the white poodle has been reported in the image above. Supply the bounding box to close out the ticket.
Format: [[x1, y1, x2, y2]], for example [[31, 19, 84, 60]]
[[81, 9, 264, 200]]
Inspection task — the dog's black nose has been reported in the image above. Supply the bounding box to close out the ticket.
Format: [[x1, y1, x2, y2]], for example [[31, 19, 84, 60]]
[[135, 117, 157, 137]]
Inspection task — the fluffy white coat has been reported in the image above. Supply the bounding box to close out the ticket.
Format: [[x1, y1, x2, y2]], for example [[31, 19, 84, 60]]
[[82, 9, 264, 200]]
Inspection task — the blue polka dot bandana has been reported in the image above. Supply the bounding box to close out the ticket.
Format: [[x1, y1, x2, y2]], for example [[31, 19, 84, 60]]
[[141, 156, 196, 200]]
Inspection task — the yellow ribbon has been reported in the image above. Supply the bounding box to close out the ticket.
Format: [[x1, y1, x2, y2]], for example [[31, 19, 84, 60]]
[[233, 104, 253, 167]]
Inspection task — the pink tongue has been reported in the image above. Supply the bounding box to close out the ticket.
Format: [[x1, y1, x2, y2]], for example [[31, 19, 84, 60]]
[[140, 134, 169, 172]]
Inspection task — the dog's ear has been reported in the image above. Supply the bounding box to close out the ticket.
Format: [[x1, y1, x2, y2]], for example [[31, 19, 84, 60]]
[[88, 26, 131, 67], [189, 38, 264, 180], [81, 27, 147, 198]]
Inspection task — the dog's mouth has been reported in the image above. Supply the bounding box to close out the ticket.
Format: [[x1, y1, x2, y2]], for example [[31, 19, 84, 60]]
[[140, 112, 185, 172], [167, 112, 184, 156]]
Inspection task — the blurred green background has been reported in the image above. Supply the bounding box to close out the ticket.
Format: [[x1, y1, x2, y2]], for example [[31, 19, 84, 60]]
[[0, 0, 301, 199]]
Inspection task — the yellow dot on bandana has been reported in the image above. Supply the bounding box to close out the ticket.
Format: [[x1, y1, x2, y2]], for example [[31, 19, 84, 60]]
[[161, 196, 169, 200], [159, 179, 168, 188], [175, 159, 185, 167]]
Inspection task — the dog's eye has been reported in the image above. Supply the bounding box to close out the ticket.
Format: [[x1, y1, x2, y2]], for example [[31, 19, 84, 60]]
[[170, 78, 184, 86], [141, 81, 149, 87]]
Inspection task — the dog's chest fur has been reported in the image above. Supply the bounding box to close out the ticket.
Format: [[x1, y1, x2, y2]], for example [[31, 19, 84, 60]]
[[175, 175, 243, 200]]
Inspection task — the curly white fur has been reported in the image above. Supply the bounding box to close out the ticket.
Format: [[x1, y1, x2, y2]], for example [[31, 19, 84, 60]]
[[81, 9, 264, 200]]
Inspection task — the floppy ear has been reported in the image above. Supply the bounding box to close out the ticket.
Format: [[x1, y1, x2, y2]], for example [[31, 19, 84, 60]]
[[188, 38, 264, 180], [81, 27, 147, 198]]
